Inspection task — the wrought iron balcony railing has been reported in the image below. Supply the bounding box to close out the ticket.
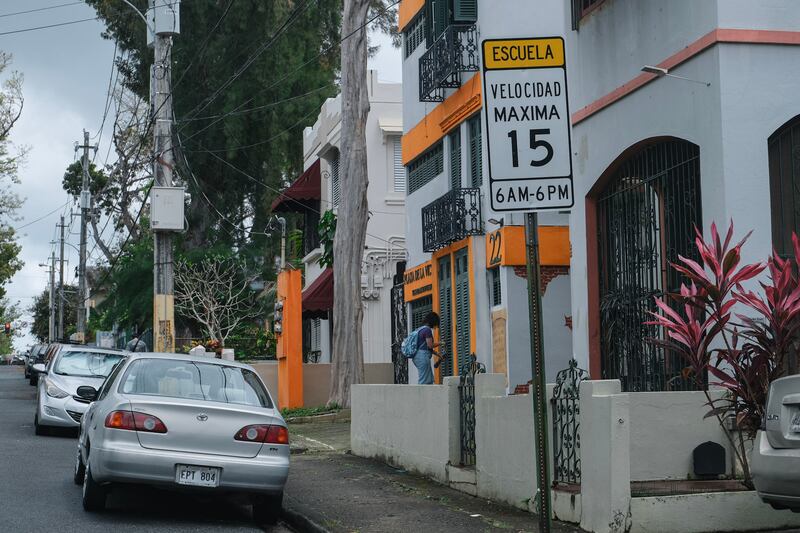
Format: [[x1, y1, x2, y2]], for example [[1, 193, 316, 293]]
[[419, 24, 480, 103], [421, 188, 483, 253]]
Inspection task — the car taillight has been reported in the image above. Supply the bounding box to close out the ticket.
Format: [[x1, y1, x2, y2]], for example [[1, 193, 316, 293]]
[[104, 410, 167, 433], [234, 424, 289, 444]]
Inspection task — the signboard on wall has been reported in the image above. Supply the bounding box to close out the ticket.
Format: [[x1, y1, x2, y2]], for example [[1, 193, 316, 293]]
[[482, 37, 575, 212], [403, 261, 434, 302]]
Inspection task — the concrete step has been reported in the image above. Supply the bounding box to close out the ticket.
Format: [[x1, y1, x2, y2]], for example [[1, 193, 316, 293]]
[[447, 464, 477, 496]]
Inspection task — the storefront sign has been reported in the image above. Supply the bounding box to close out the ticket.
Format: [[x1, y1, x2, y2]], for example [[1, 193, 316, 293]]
[[403, 261, 434, 302], [482, 37, 574, 212], [486, 225, 570, 268]]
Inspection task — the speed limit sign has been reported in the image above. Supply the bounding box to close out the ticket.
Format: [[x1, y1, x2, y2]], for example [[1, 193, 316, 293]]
[[482, 37, 574, 212]]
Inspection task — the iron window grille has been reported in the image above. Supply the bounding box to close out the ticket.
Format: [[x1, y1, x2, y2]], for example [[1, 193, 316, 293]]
[[597, 140, 702, 392], [489, 267, 501, 306], [303, 208, 321, 255], [419, 23, 479, 102], [449, 128, 462, 190], [410, 295, 433, 329], [330, 153, 341, 208], [407, 141, 444, 194], [421, 187, 483, 252], [404, 13, 426, 58], [570, 0, 606, 29], [468, 115, 482, 187], [768, 116, 800, 258]]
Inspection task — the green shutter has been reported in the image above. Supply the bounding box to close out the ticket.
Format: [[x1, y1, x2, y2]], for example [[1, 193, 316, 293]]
[[411, 296, 433, 329], [449, 129, 461, 190], [469, 115, 483, 187], [432, 0, 449, 39], [438, 256, 453, 377], [453, 0, 477, 23], [454, 248, 471, 372], [423, 0, 434, 46]]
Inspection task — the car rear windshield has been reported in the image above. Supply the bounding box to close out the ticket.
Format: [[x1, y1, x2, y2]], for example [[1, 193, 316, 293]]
[[54, 351, 125, 378], [119, 359, 273, 408]]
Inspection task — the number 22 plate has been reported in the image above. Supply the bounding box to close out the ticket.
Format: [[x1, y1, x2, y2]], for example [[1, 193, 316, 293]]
[[176, 464, 220, 487]]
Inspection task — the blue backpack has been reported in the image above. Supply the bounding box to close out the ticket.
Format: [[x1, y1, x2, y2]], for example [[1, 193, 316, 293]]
[[401, 327, 423, 359]]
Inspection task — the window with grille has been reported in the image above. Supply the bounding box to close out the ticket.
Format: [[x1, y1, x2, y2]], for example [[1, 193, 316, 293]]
[[404, 13, 425, 58], [449, 128, 461, 190], [489, 267, 501, 306], [468, 115, 482, 187], [311, 318, 321, 351], [768, 116, 800, 258], [407, 141, 444, 194], [330, 152, 340, 208], [392, 136, 405, 194]]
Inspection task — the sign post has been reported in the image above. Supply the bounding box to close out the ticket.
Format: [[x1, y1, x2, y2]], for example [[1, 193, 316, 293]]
[[481, 37, 575, 532]]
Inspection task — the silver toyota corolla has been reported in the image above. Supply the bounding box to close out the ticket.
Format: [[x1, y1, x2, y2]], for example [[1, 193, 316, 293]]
[[74, 353, 289, 525], [34, 345, 127, 434]]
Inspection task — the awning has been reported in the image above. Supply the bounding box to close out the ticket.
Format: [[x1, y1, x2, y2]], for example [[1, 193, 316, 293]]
[[302, 268, 333, 319], [271, 159, 321, 212]]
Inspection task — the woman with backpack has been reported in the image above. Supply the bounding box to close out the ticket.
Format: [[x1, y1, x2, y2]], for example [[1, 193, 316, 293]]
[[406, 312, 440, 385]]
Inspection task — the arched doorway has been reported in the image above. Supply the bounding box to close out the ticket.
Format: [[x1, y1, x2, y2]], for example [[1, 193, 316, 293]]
[[590, 139, 702, 391], [768, 115, 800, 258]]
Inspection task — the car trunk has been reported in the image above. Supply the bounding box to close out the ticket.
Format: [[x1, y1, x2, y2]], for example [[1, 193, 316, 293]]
[[127, 396, 282, 459], [765, 375, 800, 449]]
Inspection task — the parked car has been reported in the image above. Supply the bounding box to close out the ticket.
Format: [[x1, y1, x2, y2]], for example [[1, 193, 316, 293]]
[[33, 345, 127, 435], [25, 344, 48, 383], [752, 374, 800, 512], [74, 353, 288, 524]]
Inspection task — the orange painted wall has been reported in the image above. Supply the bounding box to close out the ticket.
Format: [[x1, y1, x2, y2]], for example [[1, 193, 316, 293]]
[[399, 0, 425, 32], [402, 73, 482, 165], [277, 269, 303, 409]]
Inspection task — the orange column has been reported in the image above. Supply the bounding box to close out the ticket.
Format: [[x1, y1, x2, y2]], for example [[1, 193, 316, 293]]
[[277, 269, 303, 409]]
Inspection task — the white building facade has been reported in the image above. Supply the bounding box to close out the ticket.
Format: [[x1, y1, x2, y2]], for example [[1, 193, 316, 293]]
[[273, 71, 405, 366]]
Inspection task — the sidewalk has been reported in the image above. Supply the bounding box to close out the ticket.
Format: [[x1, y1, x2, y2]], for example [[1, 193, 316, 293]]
[[284, 418, 581, 533]]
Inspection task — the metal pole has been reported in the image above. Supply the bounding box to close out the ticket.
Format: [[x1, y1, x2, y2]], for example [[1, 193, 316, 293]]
[[152, 29, 176, 352], [277, 216, 287, 269], [76, 130, 91, 343], [48, 252, 55, 342], [58, 216, 65, 341], [525, 211, 552, 532]]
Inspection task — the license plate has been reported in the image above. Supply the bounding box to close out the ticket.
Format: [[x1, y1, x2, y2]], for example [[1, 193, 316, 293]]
[[175, 465, 220, 487], [792, 413, 800, 433]]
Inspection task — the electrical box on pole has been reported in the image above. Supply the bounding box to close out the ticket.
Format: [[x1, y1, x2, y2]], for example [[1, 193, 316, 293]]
[[147, 0, 180, 46], [150, 186, 185, 231]]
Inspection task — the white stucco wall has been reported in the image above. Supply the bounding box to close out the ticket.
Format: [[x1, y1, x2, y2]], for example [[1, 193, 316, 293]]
[[300, 70, 406, 365]]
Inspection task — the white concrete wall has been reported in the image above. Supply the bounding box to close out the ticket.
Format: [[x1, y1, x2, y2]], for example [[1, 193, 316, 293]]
[[300, 70, 406, 365], [351, 378, 460, 482], [628, 390, 731, 481]]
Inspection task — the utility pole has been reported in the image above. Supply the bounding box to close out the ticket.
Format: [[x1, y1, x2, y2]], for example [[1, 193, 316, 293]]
[[75, 130, 95, 344], [150, 0, 181, 352], [48, 252, 56, 342], [57, 216, 65, 341]]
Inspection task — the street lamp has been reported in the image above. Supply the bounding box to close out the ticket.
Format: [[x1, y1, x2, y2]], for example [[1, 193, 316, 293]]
[[641, 65, 711, 87]]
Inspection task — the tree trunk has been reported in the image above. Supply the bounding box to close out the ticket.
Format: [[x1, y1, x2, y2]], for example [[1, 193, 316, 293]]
[[329, 0, 370, 408]]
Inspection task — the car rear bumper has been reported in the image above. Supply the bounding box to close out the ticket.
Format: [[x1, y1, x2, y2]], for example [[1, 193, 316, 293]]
[[90, 443, 289, 495], [752, 431, 800, 506]]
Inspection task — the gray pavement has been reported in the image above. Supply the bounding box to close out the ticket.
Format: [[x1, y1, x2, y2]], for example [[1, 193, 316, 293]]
[[0, 366, 293, 533]]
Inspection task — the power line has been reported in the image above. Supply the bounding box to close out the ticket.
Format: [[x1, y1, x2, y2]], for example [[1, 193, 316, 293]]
[[14, 201, 70, 232], [0, 2, 83, 19], [0, 17, 98, 37]]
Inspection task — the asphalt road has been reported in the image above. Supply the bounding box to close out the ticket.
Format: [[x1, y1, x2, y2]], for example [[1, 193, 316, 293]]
[[0, 366, 293, 533]]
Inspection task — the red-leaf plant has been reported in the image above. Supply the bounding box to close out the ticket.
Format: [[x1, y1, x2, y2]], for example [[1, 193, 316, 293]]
[[647, 222, 800, 488]]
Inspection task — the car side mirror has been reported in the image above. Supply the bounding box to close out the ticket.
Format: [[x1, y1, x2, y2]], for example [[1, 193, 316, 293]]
[[76, 386, 98, 402], [32, 363, 46, 374]]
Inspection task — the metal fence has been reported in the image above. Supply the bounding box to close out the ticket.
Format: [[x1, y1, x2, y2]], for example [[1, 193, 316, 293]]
[[458, 354, 485, 467], [551, 359, 589, 486]]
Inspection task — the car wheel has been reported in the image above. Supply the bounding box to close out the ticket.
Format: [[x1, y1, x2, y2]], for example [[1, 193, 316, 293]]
[[252, 492, 283, 526], [29, 374, 36, 386], [24, 368, 29, 378], [34, 414, 49, 436], [82, 461, 106, 512], [74, 447, 86, 486]]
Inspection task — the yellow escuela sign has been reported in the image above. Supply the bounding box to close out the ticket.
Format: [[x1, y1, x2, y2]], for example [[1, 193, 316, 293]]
[[483, 38, 565, 70]]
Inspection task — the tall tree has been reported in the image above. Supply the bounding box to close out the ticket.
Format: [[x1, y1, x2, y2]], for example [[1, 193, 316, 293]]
[[329, 1, 397, 407], [84, 0, 342, 252]]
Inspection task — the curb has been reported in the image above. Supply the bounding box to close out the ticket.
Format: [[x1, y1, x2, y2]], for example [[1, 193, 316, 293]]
[[281, 505, 330, 533]]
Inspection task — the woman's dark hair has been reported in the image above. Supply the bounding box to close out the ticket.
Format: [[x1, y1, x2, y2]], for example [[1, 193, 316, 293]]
[[424, 312, 440, 328]]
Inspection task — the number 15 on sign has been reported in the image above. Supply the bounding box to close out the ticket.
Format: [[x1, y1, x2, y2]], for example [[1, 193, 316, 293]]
[[482, 37, 574, 212]]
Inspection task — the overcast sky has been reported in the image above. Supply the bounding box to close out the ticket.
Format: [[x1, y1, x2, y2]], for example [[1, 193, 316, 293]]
[[1, 1, 401, 351]]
